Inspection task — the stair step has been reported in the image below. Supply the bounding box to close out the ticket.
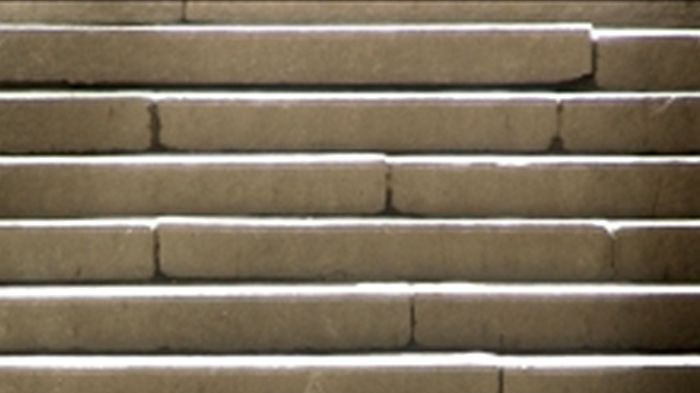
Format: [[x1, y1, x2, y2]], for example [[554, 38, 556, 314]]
[[0, 93, 151, 153], [0, 285, 411, 353], [390, 156, 700, 218], [186, 1, 700, 27], [3, 219, 699, 283], [595, 29, 700, 90], [3, 92, 700, 153], [0, 155, 386, 217], [159, 218, 700, 282], [3, 156, 700, 218], [0, 284, 698, 353], [0, 219, 153, 282], [414, 284, 700, 352], [0, 1, 181, 24], [0, 24, 592, 86], [1, 354, 699, 393]]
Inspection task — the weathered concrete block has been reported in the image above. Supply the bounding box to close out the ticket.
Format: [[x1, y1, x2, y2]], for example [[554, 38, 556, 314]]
[[158, 93, 556, 152], [186, 1, 700, 27], [506, 364, 700, 393], [0, 25, 591, 85], [159, 218, 612, 281], [596, 30, 700, 90], [0, 220, 154, 282], [0, 94, 151, 153], [415, 284, 700, 351], [0, 285, 410, 352], [389, 157, 700, 217], [0, 1, 182, 23], [0, 155, 386, 217], [613, 222, 700, 282], [0, 355, 497, 393], [561, 94, 700, 153]]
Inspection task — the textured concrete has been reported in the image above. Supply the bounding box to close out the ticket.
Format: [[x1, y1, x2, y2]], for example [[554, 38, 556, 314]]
[[0, 94, 150, 153], [158, 94, 556, 152], [506, 367, 700, 393], [0, 286, 410, 352], [596, 30, 700, 90], [186, 1, 700, 27], [389, 157, 700, 217], [561, 94, 700, 153], [0, 1, 181, 23], [159, 218, 612, 281], [0, 25, 591, 85], [614, 223, 700, 282], [0, 155, 386, 217], [0, 221, 154, 282], [0, 355, 497, 393], [415, 285, 700, 352]]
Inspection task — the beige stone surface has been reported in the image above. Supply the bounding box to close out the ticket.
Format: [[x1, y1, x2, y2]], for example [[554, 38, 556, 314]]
[[506, 367, 700, 393], [415, 285, 700, 351], [0, 221, 154, 282], [158, 94, 556, 151], [561, 95, 700, 153], [389, 157, 700, 218], [159, 219, 612, 281], [186, 1, 700, 27], [0, 25, 591, 85], [596, 31, 700, 90], [0, 286, 410, 352], [0, 356, 496, 393], [0, 95, 151, 153], [0, 1, 182, 23], [614, 223, 700, 282], [0, 155, 386, 217]]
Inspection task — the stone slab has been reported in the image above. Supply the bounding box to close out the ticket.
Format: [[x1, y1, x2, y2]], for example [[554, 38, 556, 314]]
[[0, 355, 497, 393], [0, 94, 151, 153], [561, 94, 700, 153], [415, 284, 700, 352], [0, 220, 154, 282], [389, 157, 700, 218], [0, 285, 410, 352], [0, 1, 182, 24], [596, 30, 700, 90], [506, 366, 700, 393], [158, 93, 556, 152], [0, 25, 592, 85], [159, 218, 612, 281], [186, 1, 700, 27], [613, 222, 700, 282], [0, 155, 386, 217]]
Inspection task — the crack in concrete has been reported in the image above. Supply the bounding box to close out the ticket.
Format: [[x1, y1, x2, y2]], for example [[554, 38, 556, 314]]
[[147, 101, 164, 151]]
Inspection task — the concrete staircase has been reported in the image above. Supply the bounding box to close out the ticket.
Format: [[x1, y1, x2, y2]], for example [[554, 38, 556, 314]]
[[1, 1, 699, 392]]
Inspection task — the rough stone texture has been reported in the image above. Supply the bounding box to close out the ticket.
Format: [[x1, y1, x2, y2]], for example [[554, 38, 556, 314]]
[[415, 286, 700, 351], [0, 25, 591, 85], [159, 219, 612, 281], [0, 95, 151, 153], [0, 155, 386, 217], [186, 1, 700, 27], [0, 356, 496, 393], [0, 1, 182, 23], [596, 31, 700, 90], [389, 157, 700, 218], [0, 221, 154, 282], [0, 286, 410, 352], [614, 223, 700, 282], [506, 367, 700, 393], [158, 95, 556, 152], [561, 95, 700, 153]]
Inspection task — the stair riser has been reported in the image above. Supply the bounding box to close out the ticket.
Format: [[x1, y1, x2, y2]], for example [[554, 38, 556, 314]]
[[0, 25, 591, 85]]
